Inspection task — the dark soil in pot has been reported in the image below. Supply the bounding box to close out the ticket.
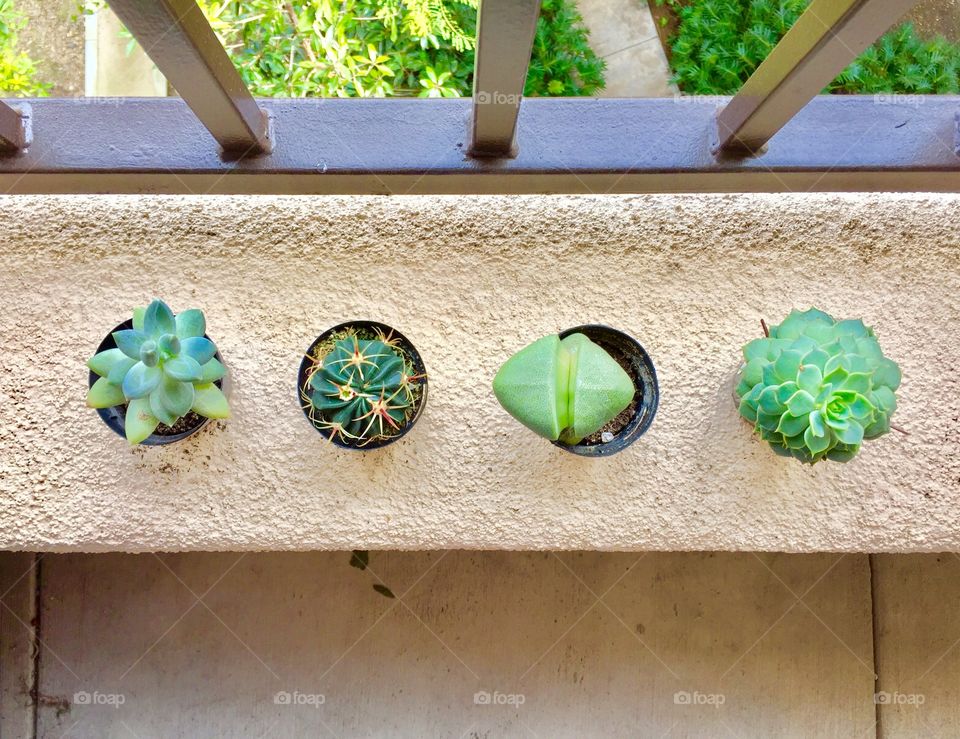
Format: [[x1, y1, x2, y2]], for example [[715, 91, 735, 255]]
[[553, 324, 659, 458], [88, 319, 227, 446], [298, 320, 428, 451]]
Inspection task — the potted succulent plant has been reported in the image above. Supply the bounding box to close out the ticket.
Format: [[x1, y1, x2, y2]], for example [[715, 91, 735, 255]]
[[493, 325, 658, 457], [298, 321, 427, 449], [86, 299, 230, 445], [735, 308, 901, 463]]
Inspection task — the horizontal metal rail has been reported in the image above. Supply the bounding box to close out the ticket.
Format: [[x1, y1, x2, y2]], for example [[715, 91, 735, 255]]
[[105, 0, 270, 154], [716, 0, 921, 153], [0, 101, 27, 154], [0, 97, 957, 194], [469, 0, 541, 157]]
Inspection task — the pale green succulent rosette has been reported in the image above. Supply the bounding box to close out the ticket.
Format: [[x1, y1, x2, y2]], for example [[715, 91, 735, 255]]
[[86, 299, 230, 444], [735, 308, 901, 464]]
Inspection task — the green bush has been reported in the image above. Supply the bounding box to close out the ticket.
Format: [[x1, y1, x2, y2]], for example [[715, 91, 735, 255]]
[[664, 0, 960, 94], [0, 0, 50, 96], [199, 0, 605, 97]]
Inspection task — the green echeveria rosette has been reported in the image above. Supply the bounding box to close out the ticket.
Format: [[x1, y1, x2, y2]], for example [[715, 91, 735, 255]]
[[735, 308, 901, 464], [86, 299, 230, 444], [305, 334, 421, 446]]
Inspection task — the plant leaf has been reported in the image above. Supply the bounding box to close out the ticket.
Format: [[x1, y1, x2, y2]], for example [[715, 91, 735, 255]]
[[776, 412, 809, 437], [841, 372, 871, 394], [802, 348, 830, 372], [181, 336, 217, 365], [144, 299, 176, 337], [88, 348, 127, 378], [848, 393, 876, 421], [199, 358, 227, 384], [564, 333, 634, 443], [808, 410, 827, 438], [836, 419, 864, 446], [107, 356, 137, 385], [125, 397, 159, 444], [157, 376, 195, 418], [112, 329, 147, 360], [786, 390, 815, 416], [757, 386, 782, 414], [492, 334, 562, 441], [86, 377, 125, 408], [796, 364, 822, 396], [804, 424, 831, 454], [836, 318, 870, 337], [872, 386, 897, 414], [756, 411, 781, 431], [773, 350, 802, 382], [192, 383, 230, 419], [122, 362, 162, 399], [164, 356, 203, 383], [826, 446, 859, 463], [738, 397, 758, 423], [175, 308, 206, 339], [742, 357, 765, 387], [149, 389, 179, 427], [872, 358, 901, 391]]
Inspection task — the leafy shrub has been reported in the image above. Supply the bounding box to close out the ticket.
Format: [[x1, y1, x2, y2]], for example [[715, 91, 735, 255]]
[[198, 0, 604, 97], [0, 0, 50, 96], [663, 0, 960, 94]]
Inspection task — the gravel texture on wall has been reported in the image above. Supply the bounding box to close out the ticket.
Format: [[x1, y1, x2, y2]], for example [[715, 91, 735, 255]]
[[0, 193, 956, 552]]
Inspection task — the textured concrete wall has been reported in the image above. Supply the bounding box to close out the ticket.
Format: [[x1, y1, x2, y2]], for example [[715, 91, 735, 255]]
[[0, 194, 956, 553]]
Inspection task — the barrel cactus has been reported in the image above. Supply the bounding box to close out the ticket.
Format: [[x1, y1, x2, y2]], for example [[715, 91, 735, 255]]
[[304, 331, 423, 446], [86, 299, 229, 444], [736, 308, 901, 463], [493, 333, 634, 445]]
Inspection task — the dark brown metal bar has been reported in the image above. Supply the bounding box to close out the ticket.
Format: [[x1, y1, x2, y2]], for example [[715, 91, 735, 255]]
[[715, 0, 921, 153], [0, 101, 27, 154], [468, 0, 540, 157], [0, 96, 958, 194], [104, 0, 269, 153]]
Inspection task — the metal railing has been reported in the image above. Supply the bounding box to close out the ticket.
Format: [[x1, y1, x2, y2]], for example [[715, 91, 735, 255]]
[[0, 101, 27, 153], [714, 0, 923, 153], [0, 0, 956, 194]]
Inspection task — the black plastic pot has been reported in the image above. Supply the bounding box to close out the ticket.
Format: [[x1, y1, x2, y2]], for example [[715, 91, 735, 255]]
[[87, 319, 227, 446], [552, 324, 659, 458], [298, 320, 428, 450]]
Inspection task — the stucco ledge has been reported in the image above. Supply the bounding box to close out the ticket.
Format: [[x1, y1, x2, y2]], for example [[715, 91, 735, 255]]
[[0, 193, 956, 553]]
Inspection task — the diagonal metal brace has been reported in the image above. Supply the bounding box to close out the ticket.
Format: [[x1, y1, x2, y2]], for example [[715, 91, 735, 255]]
[[0, 102, 31, 155]]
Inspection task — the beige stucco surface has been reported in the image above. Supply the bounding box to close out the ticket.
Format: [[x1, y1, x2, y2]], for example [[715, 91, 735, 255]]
[[0, 193, 956, 552]]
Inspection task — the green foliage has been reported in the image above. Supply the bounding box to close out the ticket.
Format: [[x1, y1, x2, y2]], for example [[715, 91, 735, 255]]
[[665, 0, 960, 94], [87, 299, 230, 444], [526, 0, 606, 96], [0, 0, 50, 97], [198, 0, 604, 98], [735, 308, 901, 464], [304, 329, 423, 446], [493, 333, 634, 445]]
